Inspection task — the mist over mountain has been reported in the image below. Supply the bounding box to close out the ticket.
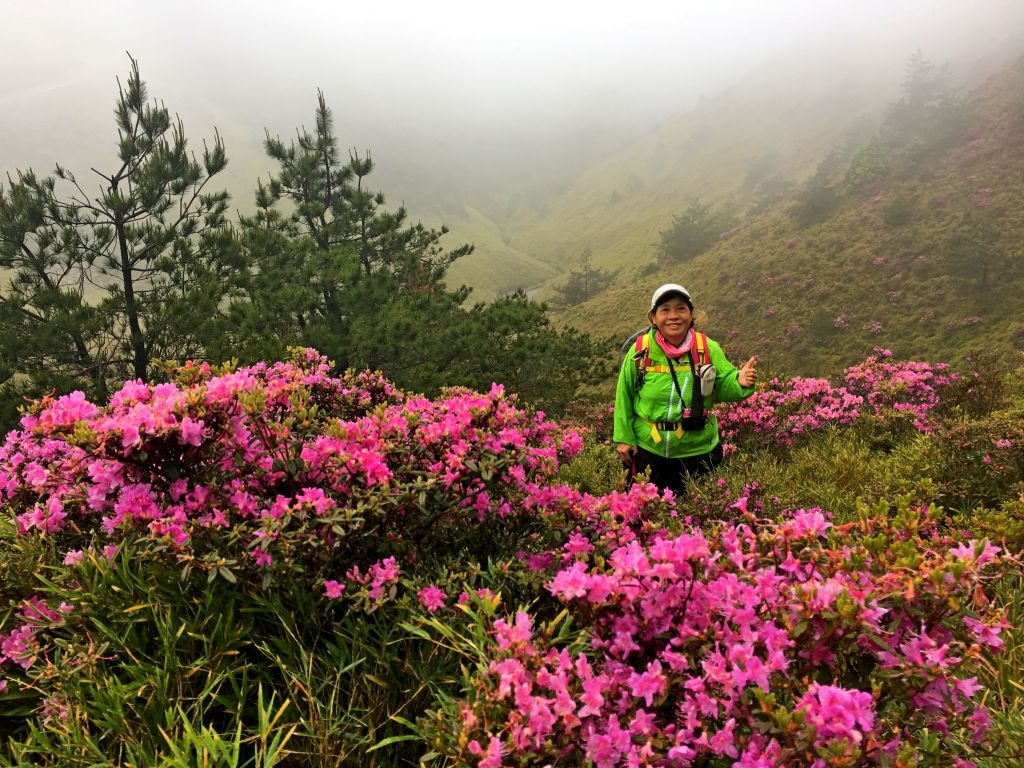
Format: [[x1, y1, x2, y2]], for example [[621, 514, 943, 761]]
[[2, 2, 1023, 303], [3, 4, 1022, 210]]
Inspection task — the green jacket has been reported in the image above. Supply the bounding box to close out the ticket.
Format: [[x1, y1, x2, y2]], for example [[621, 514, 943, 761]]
[[613, 329, 754, 458]]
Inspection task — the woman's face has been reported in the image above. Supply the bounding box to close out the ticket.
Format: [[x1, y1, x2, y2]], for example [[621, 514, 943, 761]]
[[650, 297, 692, 345]]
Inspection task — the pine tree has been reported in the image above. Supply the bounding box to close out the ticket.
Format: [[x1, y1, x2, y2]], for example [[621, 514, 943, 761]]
[[882, 51, 966, 161], [218, 92, 474, 368], [223, 93, 604, 413], [0, 56, 232, 404], [552, 247, 616, 308], [658, 199, 737, 263]]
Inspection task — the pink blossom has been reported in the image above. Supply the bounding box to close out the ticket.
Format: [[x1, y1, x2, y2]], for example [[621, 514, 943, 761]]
[[179, 417, 205, 447], [493, 612, 533, 650], [252, 549, 273, 568], [62, 549, 85, 566], [798, 683, 875, 748], [628, 660, 666, 706], [417, 585, 447, 614], [323, 580, 345, 599]]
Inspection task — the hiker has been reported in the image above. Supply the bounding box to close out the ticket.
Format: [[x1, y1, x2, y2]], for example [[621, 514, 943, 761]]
[[613, 283, 758, 493]]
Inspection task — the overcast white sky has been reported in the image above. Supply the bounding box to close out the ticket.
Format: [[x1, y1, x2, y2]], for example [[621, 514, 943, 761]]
[[2, 0, 1023, 209]]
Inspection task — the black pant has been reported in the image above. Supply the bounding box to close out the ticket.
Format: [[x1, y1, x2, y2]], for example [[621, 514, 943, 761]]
[[626, 443, 724, 494]]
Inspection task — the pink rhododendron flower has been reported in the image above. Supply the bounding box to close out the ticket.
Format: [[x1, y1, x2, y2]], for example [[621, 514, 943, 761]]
[[798, 683, 875, 748], [0, 350, 1007, 768], [417, 585, 447, 614], [62, 550, 85, 566], [559, 430, 583, 456], [179, 417, 205, 447], [525, 552, 554, 572], [252, 549, 273, 568], [493, 612, 533, 651], [323, 580, 345, 599]]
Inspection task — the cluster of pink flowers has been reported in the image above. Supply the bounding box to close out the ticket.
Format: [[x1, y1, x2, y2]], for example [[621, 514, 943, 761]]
[[0, 598, 73, 680], [344, 556, 401, 601], [417, 584, 448, 613], [0, 350, 579, 558], [0, 349, 1011, 766], [0, 349, 584, 683], [436, 487, 1009, 768], [322, 556, 407, 603], [717, 351, 958, 448], [717, 375, 864, 448], [842, 349, 958, 433]]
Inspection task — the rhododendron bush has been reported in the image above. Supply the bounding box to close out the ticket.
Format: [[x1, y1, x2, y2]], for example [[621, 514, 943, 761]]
[[0, 350, 580, 735], [0, 349, 1015, 766], [0, 349, 576, 587], [426, 489, 1012, 767], [717, 349, 959, 450]]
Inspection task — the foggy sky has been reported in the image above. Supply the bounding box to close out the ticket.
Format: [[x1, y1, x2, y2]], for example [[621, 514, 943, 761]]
[[3, 0, 1023, 213]]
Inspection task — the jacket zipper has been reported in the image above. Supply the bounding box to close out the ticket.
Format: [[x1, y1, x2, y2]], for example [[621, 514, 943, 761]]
[[664, 370, 691, 457]]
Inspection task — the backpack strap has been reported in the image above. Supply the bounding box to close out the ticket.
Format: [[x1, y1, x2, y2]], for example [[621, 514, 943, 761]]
[[640, 330, 709, 378], [632, 330, 652, 389], [634, 332, 649, 357], [691, 331, 709, 367]]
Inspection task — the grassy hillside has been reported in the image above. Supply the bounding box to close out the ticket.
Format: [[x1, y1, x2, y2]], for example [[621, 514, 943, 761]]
[[413, 54, 904, 300], [492, 54, 902, 280], [422, 205, 558, 302], [554, 56, 1024, 377]]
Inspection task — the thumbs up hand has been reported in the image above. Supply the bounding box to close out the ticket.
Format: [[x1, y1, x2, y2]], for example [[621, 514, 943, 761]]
[[738, 356, 759, 388]]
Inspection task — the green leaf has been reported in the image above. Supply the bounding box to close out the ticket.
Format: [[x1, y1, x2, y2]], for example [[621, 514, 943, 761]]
[[368, 734, 419, 752]]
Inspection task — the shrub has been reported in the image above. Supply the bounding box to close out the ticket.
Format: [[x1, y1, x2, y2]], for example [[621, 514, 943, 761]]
[[883, 194, 915, 227], [0, 348, 584, 763], [423, 489, 1012, 768], [658, 199, 737, 263], [717, 349, 960, 452], [844, 141, 891, 192], [0, 348, 1015, 767], [917, 405, 1024, 514]]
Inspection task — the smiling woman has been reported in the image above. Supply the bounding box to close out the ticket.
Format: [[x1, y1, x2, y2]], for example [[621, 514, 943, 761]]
[[613, 283, 759, 492]]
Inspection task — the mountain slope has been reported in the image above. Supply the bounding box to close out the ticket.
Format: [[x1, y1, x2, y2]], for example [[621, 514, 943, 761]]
[[494, 53, 904, 279], [558, 56, 1024, 376]]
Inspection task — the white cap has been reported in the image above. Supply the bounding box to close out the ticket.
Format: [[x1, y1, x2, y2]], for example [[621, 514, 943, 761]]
[[650, 283, 691, 311]]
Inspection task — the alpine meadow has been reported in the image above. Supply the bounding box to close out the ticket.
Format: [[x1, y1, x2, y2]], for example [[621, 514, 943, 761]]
[[1, 5, 1024, 767]]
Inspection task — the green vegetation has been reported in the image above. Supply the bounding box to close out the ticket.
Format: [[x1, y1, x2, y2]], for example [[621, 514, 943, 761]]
[[657, 198, 738, 263], [0, 61, 604, 430], [0, 352, 1020, 766], [0, 56, 231, 398], [0, 48, 1023, 767], [550, 247, 616, 308]]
